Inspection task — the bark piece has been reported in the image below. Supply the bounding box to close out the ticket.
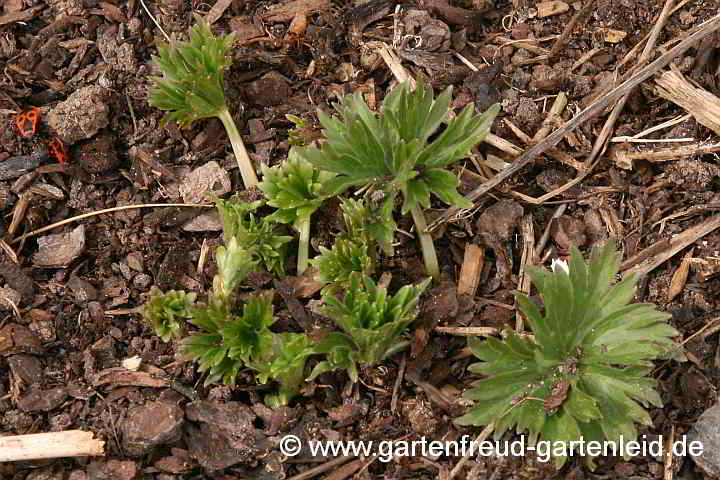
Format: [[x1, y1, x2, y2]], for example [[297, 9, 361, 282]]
[[121, 401, 184, 456], [32, 225, 85, 268], [184, 400, 263, 470]]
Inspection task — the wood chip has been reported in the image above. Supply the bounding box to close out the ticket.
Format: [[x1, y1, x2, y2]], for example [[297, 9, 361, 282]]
[[229, 16, 264, 42], [98, 2, 126, 22], [3, 0, 23, 13], [536, 1, 570, 18], [0, 6, 43, 26], [656, 69, 720, 137], [92, 367, 169, 388], [0, 430, 105, 462], [457, 244, 484, 297], [204, 0, 234, 25], [598, 27, 628, 43], [668, 249, 693, 301], [261, 0, 330, 23]]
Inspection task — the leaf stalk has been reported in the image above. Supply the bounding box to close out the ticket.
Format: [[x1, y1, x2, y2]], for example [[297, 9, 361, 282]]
[[410, 204, 439, 279], [297, 215, 311, 274], [218, 108, 258, 188]]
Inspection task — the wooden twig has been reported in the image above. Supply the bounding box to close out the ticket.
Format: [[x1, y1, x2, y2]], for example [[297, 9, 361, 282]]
[[535, 203, 567, 258], [622, 214, 720, 277], [611, 113, 692, 142], [391, 353, 406, 413], [448, 423, 495, 480], [435, 326, 497, 336], [614, 141, 720, 168], [11, 203, 211, 244], [655, 69, 720, 136], [429, 12, 720, 230], [533, 92, 567, 142], [548, 0, 597, 60], [516, 215, 534, 331], [0, 430, 105, 461]]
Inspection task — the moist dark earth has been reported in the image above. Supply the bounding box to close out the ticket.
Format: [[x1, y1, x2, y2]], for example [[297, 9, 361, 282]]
[[2, 0, 720, 479]]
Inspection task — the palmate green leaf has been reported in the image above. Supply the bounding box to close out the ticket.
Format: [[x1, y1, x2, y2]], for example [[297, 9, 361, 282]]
[[310, 197, 378, 283], [251, 332, 316, 407], [221, 291, 276, 363], [149, 15, 234, 127], [415, 103, 501, 169], [182, 332, 244, 385], [142, 288, 196, 342], [457, 239, 680, 468], [188, 297, 232, 332], [312, 273, 430, 378], [297, 80, 499, 213], [259, 151, 336, 229]]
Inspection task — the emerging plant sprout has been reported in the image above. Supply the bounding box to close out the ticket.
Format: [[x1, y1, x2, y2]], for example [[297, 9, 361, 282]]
[[310, 198, 375, 284], [215, 196, 292, 275], [149, 17, 259, 188], [258, 151, 335, 274], [295, 80, 500, 278], [310, 273, 430, 382], [456, 240, 679, 467], [143, 200, 314, 406]]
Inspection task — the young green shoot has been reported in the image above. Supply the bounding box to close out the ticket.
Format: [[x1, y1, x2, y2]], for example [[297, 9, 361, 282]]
[[295, 80, 500, 278], [310, 273, 430, 382], [455, 240, 679, 467], [258, 150, 335, 274], [149, 16, 259, 188], [215, 196, 292, 275], [143, 289, 196, 342], [310, 198, 375, 283]]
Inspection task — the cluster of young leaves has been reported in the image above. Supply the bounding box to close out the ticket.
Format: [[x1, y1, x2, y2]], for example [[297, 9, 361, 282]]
[[294, 80, 499, 278], [455, 240, 679, 467], [148, 16, 233, 127], [310, 198, 375, 283], [310, 273, 431, 382], [215, 196, 292, 275], [182, 290, 315, 406], [143, 227, 312, 405], [148, 16, 257, 187], [142, 288, 196, 342], [258, 150, 336, 274], [295, 80, 498, 209]]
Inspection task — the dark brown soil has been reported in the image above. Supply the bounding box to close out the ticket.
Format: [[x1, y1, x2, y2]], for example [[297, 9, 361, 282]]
[[2, 0, 720, 479]]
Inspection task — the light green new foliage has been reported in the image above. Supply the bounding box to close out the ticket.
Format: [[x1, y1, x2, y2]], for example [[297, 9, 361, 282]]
[[143, 289, 196, 342], [258, 150, 336, 274], [295, 80, 500, 278], [148, 16, 258, 188], [142, 227, 313, 405], [310, 273, 431, 382], [311, 198, 375, 283], [212, 237, 257, 300], [215, 196, 292, 276], [456, 239, 679, 467]]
